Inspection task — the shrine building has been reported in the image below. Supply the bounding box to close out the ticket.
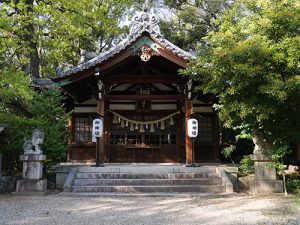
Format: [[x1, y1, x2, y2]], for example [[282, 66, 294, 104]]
[[52, 11, 220, 165]]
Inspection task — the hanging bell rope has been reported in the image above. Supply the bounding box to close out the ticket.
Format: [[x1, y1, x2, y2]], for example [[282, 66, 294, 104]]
[[108, 110, 179, 125]]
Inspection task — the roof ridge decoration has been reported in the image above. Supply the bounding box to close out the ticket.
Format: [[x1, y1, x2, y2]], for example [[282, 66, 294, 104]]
[[53, 10, 194, 80], [129, 11, 161, 37]]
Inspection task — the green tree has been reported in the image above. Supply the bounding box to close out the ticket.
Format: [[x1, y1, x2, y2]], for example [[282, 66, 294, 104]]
[[185, 0, 300, 158], [0, 69, 69, 174], [0, 0, 134, 174], [0, 0, 133, 78], [160, 0, 231, 50]]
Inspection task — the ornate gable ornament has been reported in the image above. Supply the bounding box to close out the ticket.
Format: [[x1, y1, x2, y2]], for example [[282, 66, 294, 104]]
[[129, 11, 161, 62], [52, 10, 193, 80], [129, 11, 161, 36]]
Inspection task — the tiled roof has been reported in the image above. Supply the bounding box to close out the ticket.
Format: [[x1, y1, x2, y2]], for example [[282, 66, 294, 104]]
[[32, 79, 54, 87], [55, 11, 194, 79]]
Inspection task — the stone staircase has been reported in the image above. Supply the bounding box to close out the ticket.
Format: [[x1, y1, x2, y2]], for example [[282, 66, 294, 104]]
[[63, 165, 232, 194]]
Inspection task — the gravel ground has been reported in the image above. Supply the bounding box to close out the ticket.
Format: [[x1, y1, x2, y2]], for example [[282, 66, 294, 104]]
[[0, 193, 300, 225]]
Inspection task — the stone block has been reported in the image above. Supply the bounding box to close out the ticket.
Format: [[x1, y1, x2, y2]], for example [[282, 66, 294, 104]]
[[22, 162, 43, 179], [250, 180, 283, 195], [16, 179, 47, 192], [20, 154, 46, 161], [20, 154, 46, 180], [254, 161, 277, 181], [238, 175, 255, 189]]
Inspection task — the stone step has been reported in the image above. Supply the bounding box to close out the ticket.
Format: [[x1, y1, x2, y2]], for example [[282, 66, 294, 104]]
[[73, 178, 223, 186], [77, 166, 217, 174], [72, 185, 225, 193], [76, 172, 220, 179]]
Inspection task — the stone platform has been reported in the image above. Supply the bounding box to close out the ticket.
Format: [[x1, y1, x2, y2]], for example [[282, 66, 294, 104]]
[[58, 164, 237, 194], [250, 154, 283, 195], [13, 154, 48, 196]]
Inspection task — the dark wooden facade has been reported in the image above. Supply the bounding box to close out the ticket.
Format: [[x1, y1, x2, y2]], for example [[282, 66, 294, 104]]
[[53, 12, 220, 164]]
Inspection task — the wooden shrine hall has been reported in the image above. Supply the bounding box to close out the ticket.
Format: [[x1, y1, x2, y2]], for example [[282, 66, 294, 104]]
[[52, 11, 220, 165]]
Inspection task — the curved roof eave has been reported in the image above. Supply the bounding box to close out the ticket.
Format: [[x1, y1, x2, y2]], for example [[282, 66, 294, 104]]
[[53, 31, 195, 81], [52, 11, 196, 82]]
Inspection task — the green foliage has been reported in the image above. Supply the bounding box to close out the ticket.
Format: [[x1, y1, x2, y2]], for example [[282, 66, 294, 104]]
[[271, 145, 291, 171], [0, 0, 134, 77], [287, 177, 300, 194], [184, 0, 300, 163], [30, 89, 69, 166], [0, 70, 68, 174], [239, 155, 254, 176], [222, 144, 236, 162], [161, 0, 230, 50]]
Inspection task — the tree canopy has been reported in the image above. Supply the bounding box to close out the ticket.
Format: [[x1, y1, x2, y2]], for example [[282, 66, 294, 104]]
[[185, 0, 300, 153], [0, 0, 133, 78], [160, 0, 230, 50], [0, 0, 134, 173]]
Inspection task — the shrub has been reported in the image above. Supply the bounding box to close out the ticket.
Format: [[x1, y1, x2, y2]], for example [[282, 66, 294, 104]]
[[239, 155, 254, 176]]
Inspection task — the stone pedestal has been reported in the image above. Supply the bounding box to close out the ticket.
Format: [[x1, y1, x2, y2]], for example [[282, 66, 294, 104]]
[[20, 154, 45, 179], [13, 154, 49, 196], [250, 154, 283, 195]]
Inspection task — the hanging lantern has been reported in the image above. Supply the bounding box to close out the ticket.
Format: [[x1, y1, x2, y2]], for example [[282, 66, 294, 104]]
[[130, 123, 134, 131], [140, 124, 145, 133], [150, 123, 155, 133], [170, 116, 174, 126], [126, 120, 129, 127], [156, 122, 159, 128], [135, 123, 139, 130], [160, 121, 165, 130], [145, 124, 149, 129], [121, 119, 125, 128], [113, 115, 118, 124]]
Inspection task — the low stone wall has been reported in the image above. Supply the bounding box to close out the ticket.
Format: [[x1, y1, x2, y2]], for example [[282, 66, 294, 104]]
[[0, 176, 17, 193], [218, 165, 239, 191], [238, 175, 255, 189]]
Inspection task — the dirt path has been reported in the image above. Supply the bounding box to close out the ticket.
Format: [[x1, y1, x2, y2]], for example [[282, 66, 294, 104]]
[[0, 193, 299, 225]]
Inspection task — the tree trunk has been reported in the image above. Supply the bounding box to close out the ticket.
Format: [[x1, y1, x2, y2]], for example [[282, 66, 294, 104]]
[[22, 0, 40, 79]]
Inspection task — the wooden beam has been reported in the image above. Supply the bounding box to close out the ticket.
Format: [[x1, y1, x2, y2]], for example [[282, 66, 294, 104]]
[[106, 94, 185, 101], [102, 74, 182, 84], [158, 48, 188, 68], [185, 100, 193, 165], [96, 99, 105, 165], [149, 35, 189, 68], [100, 49, 132, 71]]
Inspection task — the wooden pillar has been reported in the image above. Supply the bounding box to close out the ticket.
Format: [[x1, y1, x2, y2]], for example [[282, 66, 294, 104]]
[[96, 99, 105, 165], [185, 99, 193, 165], [213, 112, 220, 162], [67, 114, 73, 162], [104, 100, 110, 162]]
